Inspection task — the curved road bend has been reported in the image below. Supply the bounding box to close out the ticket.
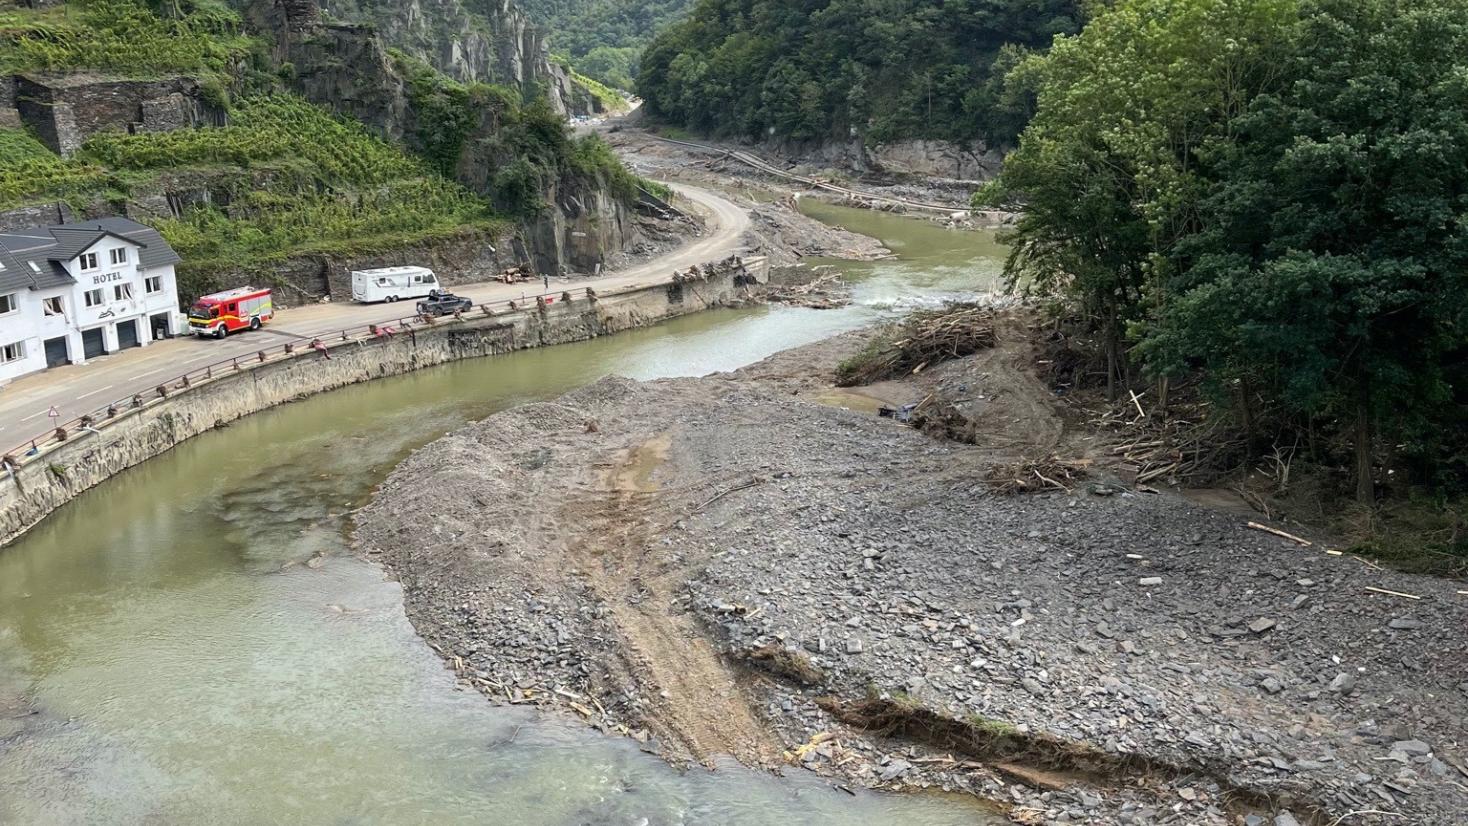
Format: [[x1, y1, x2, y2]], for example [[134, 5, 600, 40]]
[[0, 182, 750, 448]]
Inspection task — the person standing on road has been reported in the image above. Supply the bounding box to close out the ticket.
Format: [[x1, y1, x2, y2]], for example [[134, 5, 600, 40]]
[[543, 273, 549, 292]]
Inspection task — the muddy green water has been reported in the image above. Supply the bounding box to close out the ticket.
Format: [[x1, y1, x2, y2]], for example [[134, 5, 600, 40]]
[[0, 207, 1005, 825]]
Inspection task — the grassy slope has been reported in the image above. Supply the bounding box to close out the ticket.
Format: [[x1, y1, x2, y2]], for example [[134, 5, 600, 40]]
[[0, 0, 658, 299], [570, 69, 629, 112], [0, 95, 503, 296], [0, 0, 251, 78], [0, 1, 503, 297]]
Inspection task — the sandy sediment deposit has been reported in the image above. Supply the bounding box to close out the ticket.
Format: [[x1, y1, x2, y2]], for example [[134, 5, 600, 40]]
[[356, 329, 1468, 826]]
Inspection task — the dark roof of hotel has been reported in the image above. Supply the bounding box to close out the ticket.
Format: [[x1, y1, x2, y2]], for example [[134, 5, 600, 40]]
[[0, 216, 181, 294]]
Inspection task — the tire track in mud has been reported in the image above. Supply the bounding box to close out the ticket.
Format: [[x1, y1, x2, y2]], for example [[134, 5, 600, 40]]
[[559, 432, 782, 768]]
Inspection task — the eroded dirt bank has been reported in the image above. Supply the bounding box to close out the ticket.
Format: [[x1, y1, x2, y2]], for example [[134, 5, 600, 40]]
[[354, 331, 1468, 826]]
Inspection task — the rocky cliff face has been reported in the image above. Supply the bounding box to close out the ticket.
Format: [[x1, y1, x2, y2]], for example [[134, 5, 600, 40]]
[[318, 0, 589, 116], [244, 0, 651, 275], [867, 139, 1001, 183], [243, 0, 411, 141], [521, 175, 641, 275], [766, 134, 1002, 183]]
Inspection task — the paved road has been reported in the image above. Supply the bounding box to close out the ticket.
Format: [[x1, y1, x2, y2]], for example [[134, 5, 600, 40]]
[[0, 182, 749, 451]]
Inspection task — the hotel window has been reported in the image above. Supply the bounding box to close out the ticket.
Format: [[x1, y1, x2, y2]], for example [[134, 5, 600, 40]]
[[110, 247, 129, 266], [0, 292, 15, 315], [114, 283, 134, 302], [84, 288, 103, 308], [42, 296, 64, 316], [80, 252, 99, 270], [145, 275, 163, 294], [0, 341, 23, 363]]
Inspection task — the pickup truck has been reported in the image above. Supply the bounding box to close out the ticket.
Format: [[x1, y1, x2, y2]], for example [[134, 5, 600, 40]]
[[416, 290, 473, 317]]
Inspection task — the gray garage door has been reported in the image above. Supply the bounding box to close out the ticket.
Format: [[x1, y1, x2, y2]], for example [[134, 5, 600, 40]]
[[116, 319, 140, 349], [43, 336, 69, 368], [82, 327, 106, 360]]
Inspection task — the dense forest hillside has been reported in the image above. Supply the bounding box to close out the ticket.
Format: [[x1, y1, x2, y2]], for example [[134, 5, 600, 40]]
[[519, 0, 692, 90], [638, 0, 1080, 147], [0, 0, 650, 298]]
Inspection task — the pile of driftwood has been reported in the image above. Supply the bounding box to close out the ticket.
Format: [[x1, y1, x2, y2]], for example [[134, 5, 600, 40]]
[[765, 270, 850, 309], [1092, 390, 1247, 485], [984, 457, 1092, 494], [836, 303, 997, 386]]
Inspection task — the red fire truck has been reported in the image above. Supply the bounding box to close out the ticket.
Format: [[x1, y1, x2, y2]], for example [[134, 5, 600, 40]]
[[188, 286, 275, 338]]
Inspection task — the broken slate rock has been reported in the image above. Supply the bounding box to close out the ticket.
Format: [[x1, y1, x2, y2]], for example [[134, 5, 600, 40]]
[[1392, 739, 1431, 756], [1329, 673, 1358, 695], [879, 759, 912, 782], [1388, 618, 1423, 631], [1249, 618, 1278, 634]]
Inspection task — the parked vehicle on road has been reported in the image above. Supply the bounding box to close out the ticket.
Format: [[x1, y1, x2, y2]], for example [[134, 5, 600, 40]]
[[351, 266, 439, 304], [189, 287, 274, 339], [416, 290, 472, 317]]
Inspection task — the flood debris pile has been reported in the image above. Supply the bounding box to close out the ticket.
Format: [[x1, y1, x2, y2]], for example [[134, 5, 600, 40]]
[[671, 255, 754, 285], [836, 304, 997, 386], [763, 269, 851, 309], [983, 456, 1092, 493], [357, 333, 1468, 826]]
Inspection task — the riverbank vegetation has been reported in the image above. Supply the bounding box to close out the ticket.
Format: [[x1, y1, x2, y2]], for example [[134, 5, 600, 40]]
[[637, 0, 1081, 147], [981, 0, 1468, 564]]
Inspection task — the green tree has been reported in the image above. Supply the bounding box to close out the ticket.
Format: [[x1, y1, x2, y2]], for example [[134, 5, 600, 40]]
[[577, 46, 639, 90], [982, 0, 1296, 397], [638, 0, 1082, 147], [1146, 0, 1468, 501]]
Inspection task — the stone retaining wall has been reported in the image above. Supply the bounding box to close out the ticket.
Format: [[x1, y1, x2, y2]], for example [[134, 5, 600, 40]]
[[14, 75, 225, 157], [0, 267, 749, 549], [192, 227, 517, 307]]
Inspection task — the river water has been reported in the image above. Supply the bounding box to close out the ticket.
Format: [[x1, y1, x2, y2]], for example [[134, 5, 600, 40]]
[[0, 204, 1006, 825]]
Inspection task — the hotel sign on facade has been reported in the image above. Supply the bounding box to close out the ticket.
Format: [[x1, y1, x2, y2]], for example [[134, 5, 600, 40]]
[[0, 217, 183, 385]]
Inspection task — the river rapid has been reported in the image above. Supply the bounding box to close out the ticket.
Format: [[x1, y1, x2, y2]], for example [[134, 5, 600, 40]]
[[0, 205, 1006, 825]]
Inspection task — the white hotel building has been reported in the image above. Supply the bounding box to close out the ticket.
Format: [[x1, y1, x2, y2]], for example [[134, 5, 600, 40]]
[[0, 217, 182, 385]]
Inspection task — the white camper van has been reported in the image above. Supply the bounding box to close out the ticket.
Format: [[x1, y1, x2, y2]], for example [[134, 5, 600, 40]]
[[350, 266, 440, 303]]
